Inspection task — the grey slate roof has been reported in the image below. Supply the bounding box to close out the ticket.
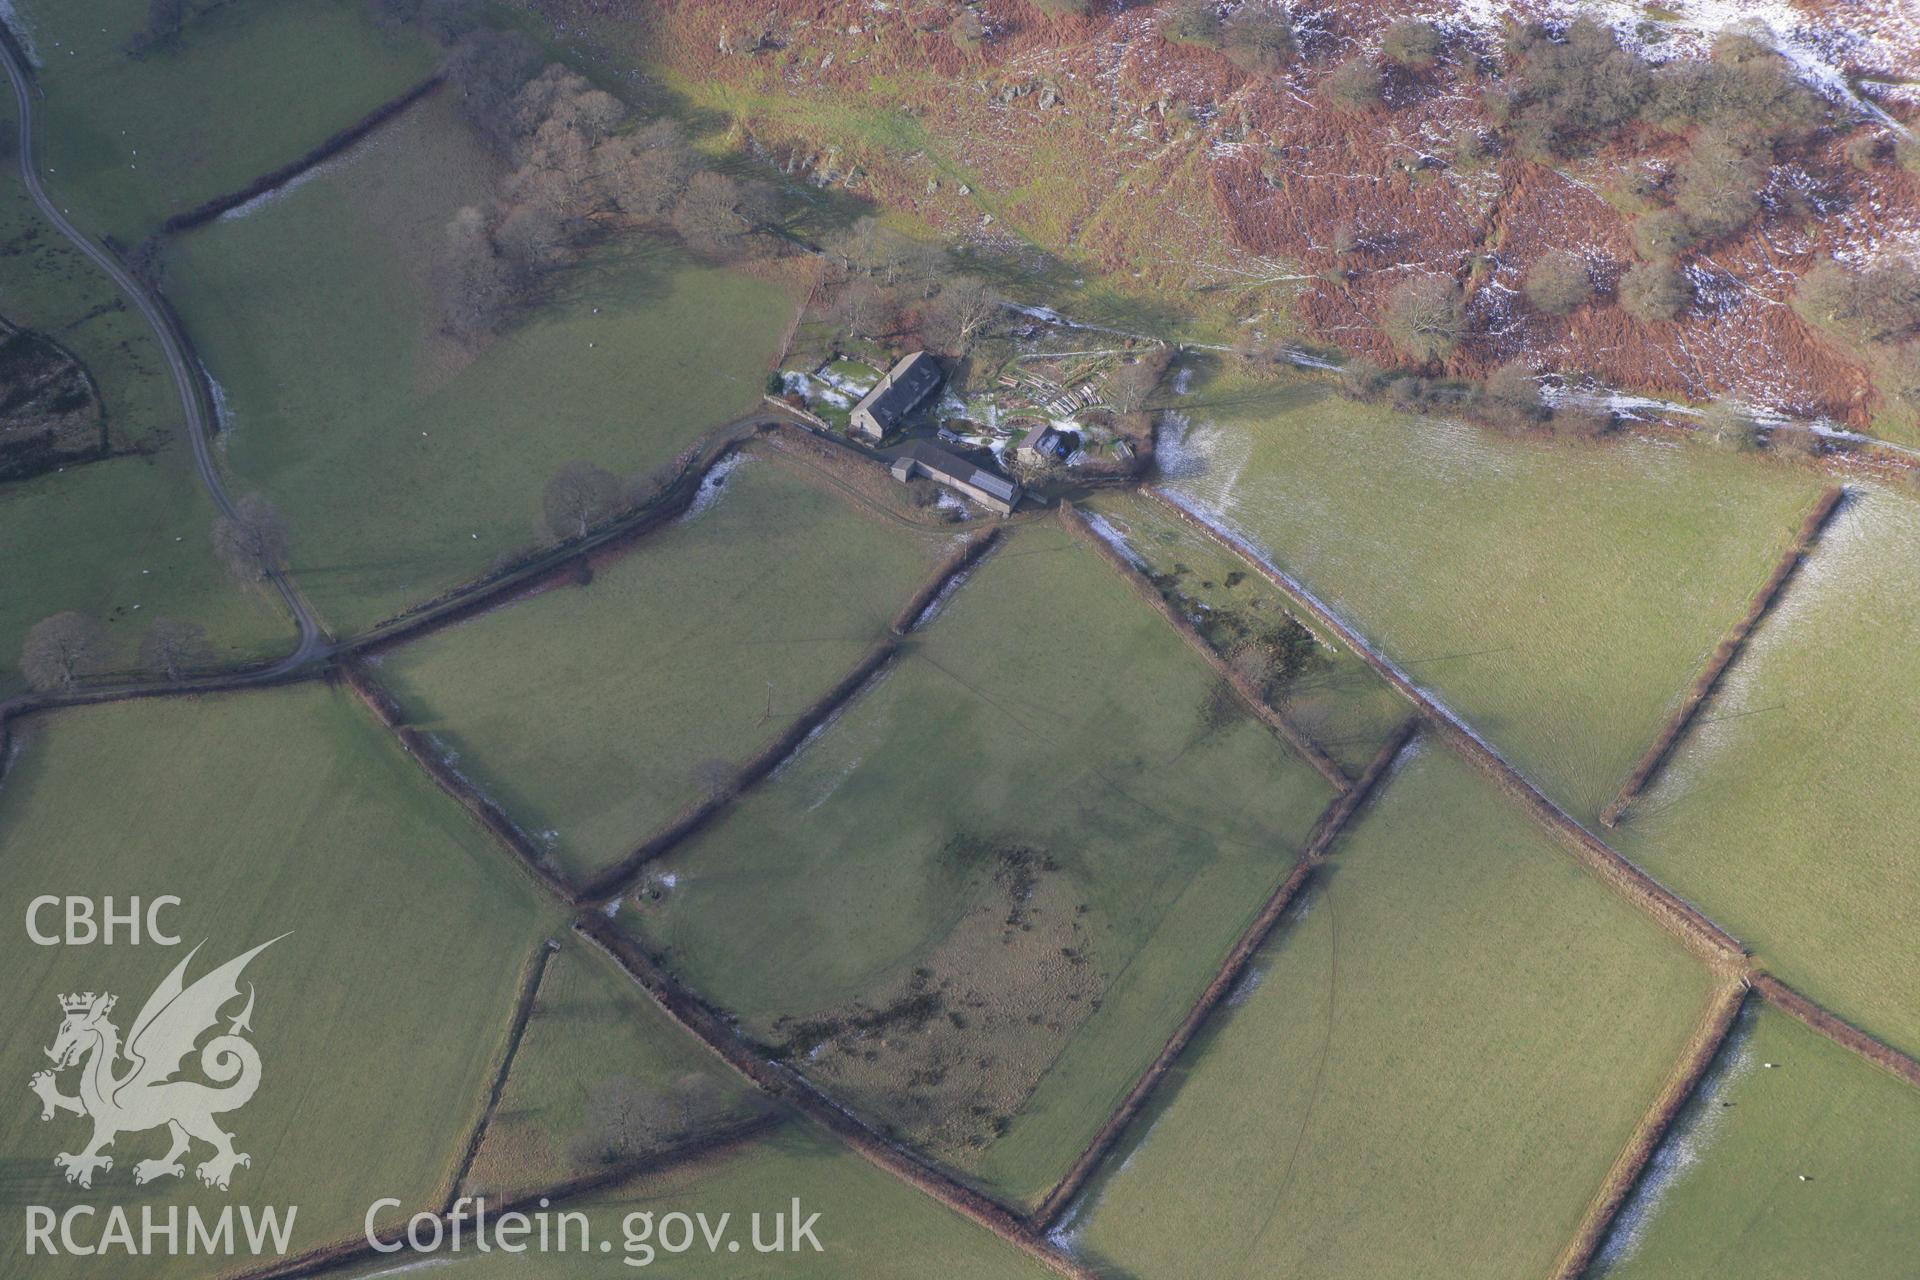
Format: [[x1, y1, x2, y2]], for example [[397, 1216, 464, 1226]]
[[853, 351, 941, 432]]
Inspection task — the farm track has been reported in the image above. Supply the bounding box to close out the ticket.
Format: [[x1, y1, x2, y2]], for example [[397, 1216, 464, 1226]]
[[0, 30, 326, 672]]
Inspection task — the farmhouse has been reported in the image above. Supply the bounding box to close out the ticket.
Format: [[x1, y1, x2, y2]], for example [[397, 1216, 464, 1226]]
[[890, 442, 1022, 516], [851, 351, 941, 441]]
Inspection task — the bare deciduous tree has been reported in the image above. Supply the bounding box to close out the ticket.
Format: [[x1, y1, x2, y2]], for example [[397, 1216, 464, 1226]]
[[543, 460, 620, 540], [1382, 274, 1466, 364], [1222, 3, 1295, 76], [435, 205, 518, 339], [1619, 260, 1692, 322], [212, 494, 290, 582], [1524, 249, 1595, 316], [442, 28, 543, 154], [671, 173, 776, 262], [598, 120, 696, 219], [1381, 19, 1441, 67], [1477, 360, 1547, 428], [137, 617, 212, 680], [828, 276, 895, 340], [1324, 57, 1386, 114], [921, 275, 1000, 354], [22, 612, 106, 691]]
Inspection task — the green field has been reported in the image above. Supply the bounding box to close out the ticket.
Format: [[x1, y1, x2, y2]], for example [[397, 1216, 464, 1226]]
[[15, 0, 433, 243], [379, 452, 952, 882], [1081, 489, 1407, 774], [0, 97, 287, 692], [164, 93, 802, 634], [343, 1119, 1057, 1279], [1159, 376, 1824, 823], [1615, 485, 1920, 1057], [0, 685, 555, 1273], [464, 939, 759, 1198], [1073, 744, 1713, 1280], [624, 522, 1336, 1204], [1595, 1006, 1920, 1279]]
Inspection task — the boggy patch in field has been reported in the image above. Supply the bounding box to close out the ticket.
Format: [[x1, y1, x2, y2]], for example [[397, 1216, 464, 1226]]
[[772, 842, 1107, 1160]]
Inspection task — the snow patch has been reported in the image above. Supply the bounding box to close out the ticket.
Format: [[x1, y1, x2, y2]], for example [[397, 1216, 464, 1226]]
[[1592, 1013, 1759, 1272], [0, 0, 40, 64], [674, 452, 751, 525]]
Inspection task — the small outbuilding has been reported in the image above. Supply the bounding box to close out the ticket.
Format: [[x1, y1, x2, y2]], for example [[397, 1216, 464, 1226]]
[[1016, 424, 1065, 467], [890, 442, 1022, 516], [851, 351, 942, 441]]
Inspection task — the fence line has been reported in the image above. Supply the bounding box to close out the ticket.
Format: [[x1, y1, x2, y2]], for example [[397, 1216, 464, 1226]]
[[1034, 715, 1418, 1230], [1140, 488, 1747, 965], [1601, 485, 1845, 827], [1751, 972, 1920, 1091], [160, 76, 443, 233], [1550, 978, 1748, 1280], [575, 918, 1101, 1280], [1058, 501, 1353, 792], [218, 1112, 782, 1280], [440, 940, 558, 1212], [336, 663, 579, 903]]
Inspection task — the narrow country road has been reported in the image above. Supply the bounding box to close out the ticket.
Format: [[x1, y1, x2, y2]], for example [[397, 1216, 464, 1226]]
[[0, 32, 326, 672]]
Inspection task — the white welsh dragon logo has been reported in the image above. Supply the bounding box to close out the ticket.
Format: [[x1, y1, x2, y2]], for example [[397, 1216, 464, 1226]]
[[29, 937, 283, 1191]]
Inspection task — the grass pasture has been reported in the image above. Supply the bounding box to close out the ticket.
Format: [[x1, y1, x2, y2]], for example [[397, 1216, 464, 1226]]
[[378, 452, 953, 882], [15, 0, 433, 242], [0, 98, 287, 692], [1614, 485, 1920, 1058], [164, 93, 802, 634], [1594, 1005, 1920, 1280], [1073, 744, 1713, 1280], [463, 939, 759, 1199], [1081, 490, 1407, 774], [623, 522, 1337, 1205], [1159, 376, 1824, 823], [342, 1118, 1058, 1280], [0, 685, 554, 1274]]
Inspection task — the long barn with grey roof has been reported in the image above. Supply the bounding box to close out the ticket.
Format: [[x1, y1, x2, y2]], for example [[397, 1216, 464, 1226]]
[[890, 442, 1022, 516], [851, 351, 942, 441]]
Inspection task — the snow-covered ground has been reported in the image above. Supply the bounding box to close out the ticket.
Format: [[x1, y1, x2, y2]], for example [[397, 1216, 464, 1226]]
[[1439, 0, 1918, 132]]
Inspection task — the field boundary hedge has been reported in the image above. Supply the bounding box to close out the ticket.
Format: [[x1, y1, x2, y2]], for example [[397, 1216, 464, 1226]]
[[160, 76, 444, 234], [1058, 501, 1354, 792], [891, 527, 1000, 634], [577, 638, 903, 901], [1033, 714, 1419, 1230], [1140, 487, 1748, 965], [336, 662, 579, 902], [1551, 978, 1748, 1280], [1751, 972, 1920, 1091], [1601, 486, 1846, 828], [347, 432, 764, 658], [575, 917, 1101, 1280], [440, 940, 557, 1212], [215, 1112, 782, 1280]]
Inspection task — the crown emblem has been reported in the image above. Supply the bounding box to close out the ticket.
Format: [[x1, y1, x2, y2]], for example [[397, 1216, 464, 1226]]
[[59, 992, 114, 1016]]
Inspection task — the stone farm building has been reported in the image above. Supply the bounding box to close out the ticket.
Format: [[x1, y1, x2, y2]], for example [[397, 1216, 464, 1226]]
[[851, 351, 941, 441], [890, 441, 1022, 516]]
